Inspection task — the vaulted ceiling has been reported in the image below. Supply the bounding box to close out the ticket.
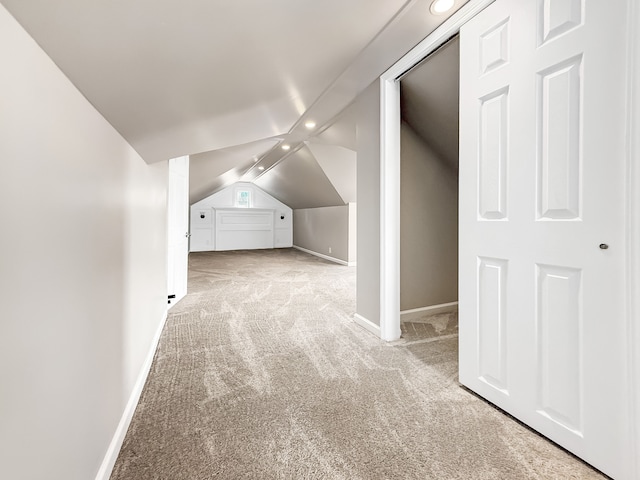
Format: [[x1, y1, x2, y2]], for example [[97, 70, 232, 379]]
[[1, 0, 467, 208]]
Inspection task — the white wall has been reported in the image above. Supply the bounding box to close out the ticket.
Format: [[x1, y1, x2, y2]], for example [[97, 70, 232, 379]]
[[348, 202, 358, 264], [190, 182, 292, 251], [0, 5, 168, 479], [355, 80, 382, 327], [293, 204, 357, 265], [400, 121, 458, 311]]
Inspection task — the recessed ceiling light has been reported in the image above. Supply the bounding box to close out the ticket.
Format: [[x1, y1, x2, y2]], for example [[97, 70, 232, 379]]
[[258, 166, 265, 171], [430, 0, 454, 14], [282, 144, 291, 151], [304, 121, 316, 129], [253, 156, 258, 163]]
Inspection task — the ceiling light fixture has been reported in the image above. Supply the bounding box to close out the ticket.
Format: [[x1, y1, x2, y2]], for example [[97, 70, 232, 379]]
[[258, 166, 265, 171], [304, 121, 316, 129], [281, 144, 291, 151], [430, 0, 454, 14]]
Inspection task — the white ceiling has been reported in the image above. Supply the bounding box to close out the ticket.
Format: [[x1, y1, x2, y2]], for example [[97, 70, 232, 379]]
[[1, 0, 468, 207], [254, 146, 344, 209], [189, 138, 278, 205], [306, 143, 357, 204]]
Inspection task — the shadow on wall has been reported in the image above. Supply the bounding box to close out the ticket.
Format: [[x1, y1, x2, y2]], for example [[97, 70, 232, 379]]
[[293, 204, 357, 266]]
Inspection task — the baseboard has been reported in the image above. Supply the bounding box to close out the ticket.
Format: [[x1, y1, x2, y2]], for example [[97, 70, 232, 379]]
[[293, 245, 355, 266], [190, 246, 215, 252], [400, 301, 458, 322], [353, 313, 381, 338], [95, 310, 169, 480]]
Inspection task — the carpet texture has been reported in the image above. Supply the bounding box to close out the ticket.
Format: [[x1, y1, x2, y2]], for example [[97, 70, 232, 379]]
[[110, 248, 604, 479]]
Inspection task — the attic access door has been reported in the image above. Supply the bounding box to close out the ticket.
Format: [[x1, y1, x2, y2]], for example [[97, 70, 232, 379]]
[[458, 0, 632, 478]]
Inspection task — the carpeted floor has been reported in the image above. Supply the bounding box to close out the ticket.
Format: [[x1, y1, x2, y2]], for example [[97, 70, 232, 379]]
[[110, 248, 604, 479]]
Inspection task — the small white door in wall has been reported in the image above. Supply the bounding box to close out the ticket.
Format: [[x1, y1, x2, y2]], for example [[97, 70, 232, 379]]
[[167, 156, 189, 305], [459, 0, 631, 478]]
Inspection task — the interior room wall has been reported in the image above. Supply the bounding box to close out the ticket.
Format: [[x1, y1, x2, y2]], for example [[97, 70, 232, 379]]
[[293, 204, 356, 265], [400, 121, 458, 311], [0, 5, 168, 479], [355, 80, 382, 327], [123, 160, 169, 394], [348, 202, 358, 264], [190, 181, 292, 252]]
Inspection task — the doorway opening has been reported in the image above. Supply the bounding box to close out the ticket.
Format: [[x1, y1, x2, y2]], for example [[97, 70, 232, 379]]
[[378, 0, 489, 342], [398, 36, 460, 340]]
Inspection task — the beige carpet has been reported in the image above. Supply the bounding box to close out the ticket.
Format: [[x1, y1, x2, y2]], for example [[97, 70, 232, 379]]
[[110, 248, 604, 479]]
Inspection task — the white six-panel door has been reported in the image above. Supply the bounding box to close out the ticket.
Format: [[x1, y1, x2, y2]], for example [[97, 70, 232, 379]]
[[459, 0, 631, 477]]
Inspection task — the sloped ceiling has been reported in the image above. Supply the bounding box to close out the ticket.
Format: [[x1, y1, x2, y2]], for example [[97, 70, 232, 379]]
[[1, 0, 469, 207], [189, 139, 278, 205], [254, 146, 344, 209], [309, 103, 358, 151], [306, 143, 357, 204], [401, 36, 460, 172]]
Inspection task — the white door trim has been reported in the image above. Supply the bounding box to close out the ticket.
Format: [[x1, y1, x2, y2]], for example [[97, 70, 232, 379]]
[[378, 0, 494, 342], [626, 0, 640, 476]]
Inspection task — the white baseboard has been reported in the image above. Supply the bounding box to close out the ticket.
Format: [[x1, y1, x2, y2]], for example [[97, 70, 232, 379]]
[[353, 313, 381, 338], [400, 301, 458, 322], [190, 246, 214, 252], [293, 245, 355, 266], [95, 310, 169, 480]]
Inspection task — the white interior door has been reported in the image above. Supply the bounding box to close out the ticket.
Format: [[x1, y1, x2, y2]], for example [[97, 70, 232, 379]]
[[168, 155, 189, 306], [459, 1, 632, 478]]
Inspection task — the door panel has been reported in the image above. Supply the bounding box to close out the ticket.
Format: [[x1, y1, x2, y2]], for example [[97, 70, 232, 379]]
[[538, 56, 582, 219], [538, 0, 582, 46], [459, 0, 631, 477], [536, 263, 582, 434], [477, 256, 508, 393], [479, 88, 509, 220]]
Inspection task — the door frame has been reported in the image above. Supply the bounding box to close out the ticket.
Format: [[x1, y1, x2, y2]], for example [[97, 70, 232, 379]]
[[379, 0, 639, 475], [378, 0, 494, 342], [626, 0, 640, 475]]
